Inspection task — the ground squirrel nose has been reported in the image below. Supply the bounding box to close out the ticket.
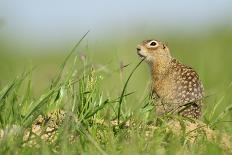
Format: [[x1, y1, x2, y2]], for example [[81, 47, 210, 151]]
[[136, 47, 141, 52]]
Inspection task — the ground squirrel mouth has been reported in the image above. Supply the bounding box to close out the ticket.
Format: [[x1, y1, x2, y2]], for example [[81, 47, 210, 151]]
[[137, 47, 145, 58], [137, 52, 145, 58]]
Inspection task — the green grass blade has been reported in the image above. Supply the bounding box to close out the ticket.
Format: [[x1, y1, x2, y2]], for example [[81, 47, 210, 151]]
[[117, 58, 144, 124], [51, 31, 90, 88], [210, 104, 232, 126]]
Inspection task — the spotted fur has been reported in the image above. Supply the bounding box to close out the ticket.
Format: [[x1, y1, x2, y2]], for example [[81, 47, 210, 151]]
[[137, 39, 204, 119]]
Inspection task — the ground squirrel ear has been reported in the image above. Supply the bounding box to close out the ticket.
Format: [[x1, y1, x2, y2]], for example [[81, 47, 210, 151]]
[[163, 42, 168, 49], [163, 44, 166, 49]]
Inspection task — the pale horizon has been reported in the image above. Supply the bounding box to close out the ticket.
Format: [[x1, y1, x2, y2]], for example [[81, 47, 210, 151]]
[[0, 0, 232, 52]]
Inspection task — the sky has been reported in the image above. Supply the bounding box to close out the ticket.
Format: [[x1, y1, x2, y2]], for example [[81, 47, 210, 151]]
[[0, 0, 232, 52]]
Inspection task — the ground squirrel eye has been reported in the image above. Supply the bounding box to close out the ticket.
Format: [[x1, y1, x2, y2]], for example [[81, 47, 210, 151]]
[[150, 41, 157, 46]]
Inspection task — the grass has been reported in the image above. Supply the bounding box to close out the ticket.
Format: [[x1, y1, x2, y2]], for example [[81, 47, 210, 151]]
[[0, 30, 232, 155]]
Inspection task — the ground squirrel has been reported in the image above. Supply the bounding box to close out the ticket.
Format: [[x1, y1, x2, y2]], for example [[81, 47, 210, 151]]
[[137, 39, 204, 119]]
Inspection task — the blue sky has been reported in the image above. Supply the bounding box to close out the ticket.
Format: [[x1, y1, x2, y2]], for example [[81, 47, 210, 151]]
[[0, 0, 232, 51]]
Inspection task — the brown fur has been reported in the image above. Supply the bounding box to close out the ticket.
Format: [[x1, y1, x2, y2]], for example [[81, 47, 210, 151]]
[[137, 39, 204, 119]]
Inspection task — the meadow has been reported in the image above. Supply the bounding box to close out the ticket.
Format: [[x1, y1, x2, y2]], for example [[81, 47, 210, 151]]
[[0, 28, 232, 155]]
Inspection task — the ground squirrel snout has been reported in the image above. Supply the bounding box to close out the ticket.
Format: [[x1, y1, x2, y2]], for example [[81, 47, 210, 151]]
[[137, 39, 204, 119]]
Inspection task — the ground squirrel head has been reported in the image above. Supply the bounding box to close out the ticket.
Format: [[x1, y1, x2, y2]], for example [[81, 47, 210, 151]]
[[136, 39, 171, 63]]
